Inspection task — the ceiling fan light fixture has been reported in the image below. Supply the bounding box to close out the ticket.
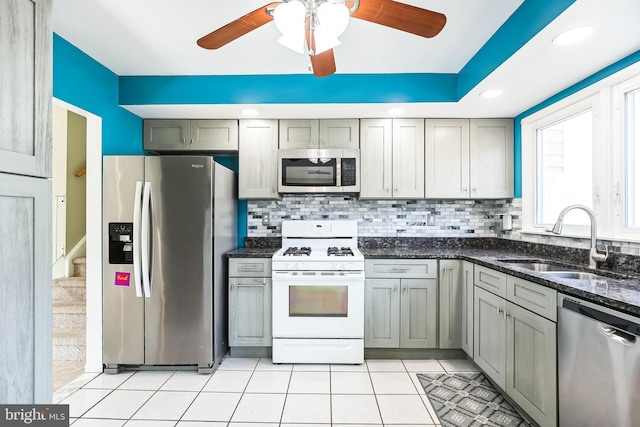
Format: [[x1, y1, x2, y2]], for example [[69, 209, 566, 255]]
[[274, 0, 306, 53]]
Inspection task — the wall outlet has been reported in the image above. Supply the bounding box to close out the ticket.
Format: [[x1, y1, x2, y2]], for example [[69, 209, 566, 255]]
[[427, 214, 436, 226], [262, 213, 270, 226]]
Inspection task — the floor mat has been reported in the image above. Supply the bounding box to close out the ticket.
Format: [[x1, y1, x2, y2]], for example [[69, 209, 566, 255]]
[[416, 372, 531, 427]]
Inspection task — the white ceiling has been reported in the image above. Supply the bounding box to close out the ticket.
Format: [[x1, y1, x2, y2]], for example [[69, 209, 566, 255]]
[[53, 0, 640, 119]]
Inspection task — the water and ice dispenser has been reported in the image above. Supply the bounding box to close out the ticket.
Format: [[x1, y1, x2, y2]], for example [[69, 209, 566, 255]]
[[108, 222, 133, 264]]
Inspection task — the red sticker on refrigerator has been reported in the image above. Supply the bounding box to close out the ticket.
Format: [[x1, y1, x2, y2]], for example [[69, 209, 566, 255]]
[[115, 272, 130, 286]]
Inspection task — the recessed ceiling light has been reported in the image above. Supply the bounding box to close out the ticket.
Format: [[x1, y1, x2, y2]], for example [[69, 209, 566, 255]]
[[552, 25, 594, 46], [480, 89, 503, 99], [241, 108, 259, 116], [388, 108, 405, 115]]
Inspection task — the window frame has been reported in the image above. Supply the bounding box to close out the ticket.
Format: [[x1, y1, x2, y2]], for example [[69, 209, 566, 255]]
[[612, 74, 640, 239], [522, 62, 640, 243]]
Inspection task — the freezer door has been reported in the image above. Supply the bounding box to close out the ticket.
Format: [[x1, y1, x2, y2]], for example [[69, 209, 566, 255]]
[[102, 156, 145, 365], [144, 156, 214, 365]]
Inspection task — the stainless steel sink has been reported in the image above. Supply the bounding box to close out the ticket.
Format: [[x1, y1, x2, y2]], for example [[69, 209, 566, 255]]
[[499, 259, 614, 281], [539, 271, 610, 281], [507, 262, 567, 272]]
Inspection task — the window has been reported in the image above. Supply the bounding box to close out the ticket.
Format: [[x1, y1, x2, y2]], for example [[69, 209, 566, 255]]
[[536, 110, 593, 226], [523, 65, 640, 242], [625, 88, 640, 229]]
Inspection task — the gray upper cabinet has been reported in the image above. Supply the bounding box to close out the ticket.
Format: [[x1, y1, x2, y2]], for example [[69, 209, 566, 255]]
[[143, 119, 238, 152], [239, 119, 279, 199], [360, 119, 425, 199], [425, 118, 513, 199], [0, 0, 52, 178], [469, 118, 514, 198], [279, 119, 359, 149]]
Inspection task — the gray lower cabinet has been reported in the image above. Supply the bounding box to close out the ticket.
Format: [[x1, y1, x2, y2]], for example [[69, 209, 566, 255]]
[[460, 261, 474, 356], [228, 258, 272, 347], [365, 260, 438, 348], [143, 119, 239, 152], [439, 260, 462, 349], [0, 173, 52, 403], [473, 268, 557, 427]]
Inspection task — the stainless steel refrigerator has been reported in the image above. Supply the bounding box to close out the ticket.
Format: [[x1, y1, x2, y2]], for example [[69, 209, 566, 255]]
[[102, 155, 237, 374]]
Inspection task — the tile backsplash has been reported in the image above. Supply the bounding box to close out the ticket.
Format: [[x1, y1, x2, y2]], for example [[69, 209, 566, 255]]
[[247, 196, 640, 256], [248, 195, 510, 237]]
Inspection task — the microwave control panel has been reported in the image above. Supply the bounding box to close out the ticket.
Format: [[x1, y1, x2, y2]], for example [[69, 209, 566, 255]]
[[341, 158, 357, 186]]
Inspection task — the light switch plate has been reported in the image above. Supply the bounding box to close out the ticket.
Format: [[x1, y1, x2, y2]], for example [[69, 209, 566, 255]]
[[262, 213, 270, 225]]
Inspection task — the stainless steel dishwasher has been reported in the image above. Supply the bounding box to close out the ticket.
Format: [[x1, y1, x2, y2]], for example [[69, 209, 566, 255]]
[[558, 293, 640, 426]]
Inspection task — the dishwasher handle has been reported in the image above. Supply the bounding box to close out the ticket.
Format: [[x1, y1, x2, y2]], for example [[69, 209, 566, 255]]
[[562, 297, 640, 337], [597, 324, 637, 346]]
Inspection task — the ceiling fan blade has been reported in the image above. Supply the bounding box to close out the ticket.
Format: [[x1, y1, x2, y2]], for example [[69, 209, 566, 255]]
[[310, 50, 337, 77], [197, 2, 281, 49], [350, 0, 446, 38]]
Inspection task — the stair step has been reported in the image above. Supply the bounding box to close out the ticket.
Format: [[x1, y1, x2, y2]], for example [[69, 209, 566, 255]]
[[53, 301, 86, 329], [53, 328, 85, 346], [73, 257, 87, 278], [53, 277, 86, 303], [53, 344, 86, 361]]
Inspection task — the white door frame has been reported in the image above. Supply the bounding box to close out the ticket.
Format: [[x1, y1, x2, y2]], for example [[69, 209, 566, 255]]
[[53, 98, 103, 372]]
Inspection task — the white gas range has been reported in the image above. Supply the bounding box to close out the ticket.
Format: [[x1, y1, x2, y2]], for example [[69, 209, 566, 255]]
[[271, 220, 365, 364]]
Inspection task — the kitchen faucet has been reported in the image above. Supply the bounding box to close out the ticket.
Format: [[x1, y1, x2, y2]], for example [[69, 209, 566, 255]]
[[550, 204, 609, 269]]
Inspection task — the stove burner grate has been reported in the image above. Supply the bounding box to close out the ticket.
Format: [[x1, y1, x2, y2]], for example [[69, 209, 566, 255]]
[[328, 246, 354, 257], [283, 246, 312, 256]]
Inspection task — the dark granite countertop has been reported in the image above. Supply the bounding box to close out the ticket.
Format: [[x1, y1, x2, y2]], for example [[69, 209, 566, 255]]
[[226, 237, 640, 317]]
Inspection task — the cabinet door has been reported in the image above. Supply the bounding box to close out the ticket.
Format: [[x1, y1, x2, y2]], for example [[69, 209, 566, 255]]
[[469, 119, 514, 198], [239, 120, 279, 199], [425, 119, 470, 199], [400, 278, 438, 348], [506, 302, 557, 427], [392, 119, 425, 198], [474, 286, 506, 389], [143, 119, 190, 151], [319, 119, 360, 148], [461, 261, 474, 356], [279, 119, 319, 148], [360, 119, 393, 198], [0, 0, 52, 178], [0, 173, 52, 403], [190, 120, 238, 151], [365, 279, 400, 348], [229, 277, 272, 347], [439, 260, 462, 349]]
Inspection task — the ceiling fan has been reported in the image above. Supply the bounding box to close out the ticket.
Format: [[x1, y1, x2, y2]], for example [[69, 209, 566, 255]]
[[197, 0, 446, 78]]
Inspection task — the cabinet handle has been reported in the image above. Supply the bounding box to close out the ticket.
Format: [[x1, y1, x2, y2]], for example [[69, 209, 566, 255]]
[[472, 187, 477, 193], [497, 307, 503, 317], [181, 138, 187, 144], [190, 139, 195, 144], [463, 187, 468, 193]]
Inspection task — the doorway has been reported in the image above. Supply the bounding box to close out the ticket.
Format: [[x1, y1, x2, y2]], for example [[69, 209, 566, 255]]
[[52, 98, 103, 392]]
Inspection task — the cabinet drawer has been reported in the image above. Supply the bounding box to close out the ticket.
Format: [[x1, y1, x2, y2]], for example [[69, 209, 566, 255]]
[[229, 258, 272, 277], [474, 265, 507, 298], [365, 259, 437, 278], [507, 276, 557, 322]]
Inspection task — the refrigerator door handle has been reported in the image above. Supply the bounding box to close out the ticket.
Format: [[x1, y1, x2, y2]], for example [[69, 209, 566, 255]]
[[141, 181, 153, 298], [132, 181, 144, 298]]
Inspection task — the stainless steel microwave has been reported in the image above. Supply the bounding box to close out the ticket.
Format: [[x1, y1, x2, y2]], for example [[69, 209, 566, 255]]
[[278, 148, 360, 194]]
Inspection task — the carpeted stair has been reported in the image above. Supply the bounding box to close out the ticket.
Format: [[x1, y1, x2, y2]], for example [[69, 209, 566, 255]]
[[53, 257, 86, 361]]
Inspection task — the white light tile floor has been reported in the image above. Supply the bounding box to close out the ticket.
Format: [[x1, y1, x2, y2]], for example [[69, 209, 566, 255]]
[[60, 357, 478, 426]]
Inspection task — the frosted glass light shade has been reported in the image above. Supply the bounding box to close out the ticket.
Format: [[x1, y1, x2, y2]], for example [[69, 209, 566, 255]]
[[274, 1, 306, 53], [313, 2, 349, 54]]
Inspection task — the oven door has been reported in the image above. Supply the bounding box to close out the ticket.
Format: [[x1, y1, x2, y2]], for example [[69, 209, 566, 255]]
[[272, 270, 364, 339]]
